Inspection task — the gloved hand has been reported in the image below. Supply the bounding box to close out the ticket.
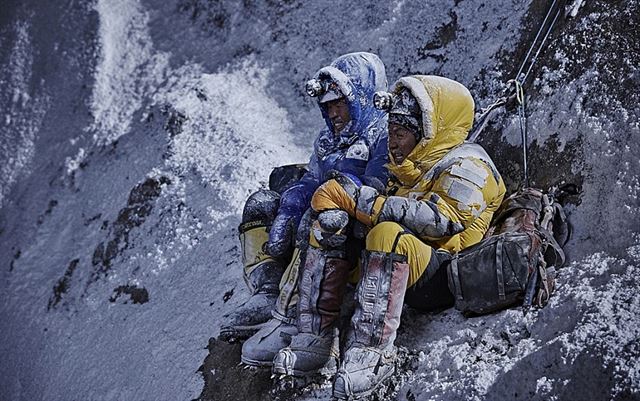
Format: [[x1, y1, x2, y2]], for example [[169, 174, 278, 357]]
[[311, 172, 385, 227], [265, 184, 307, 258], [312, 209, 349, 248]]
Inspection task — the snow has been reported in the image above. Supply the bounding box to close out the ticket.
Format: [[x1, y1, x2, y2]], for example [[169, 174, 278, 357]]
[[0, 0, 639, 400], [64, 147, 86, 175], [0, 19, 48, 207], [89, 0, 169, 146], [153, 59, 306, 221], [383, 241, 640, 401], [90, 0, 306, 218], [568, 0, 587, 18], [2, 1, 308, 400]]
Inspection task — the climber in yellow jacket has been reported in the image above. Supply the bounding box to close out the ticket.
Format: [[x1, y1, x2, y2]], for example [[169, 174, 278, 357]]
[[272, 75, 506, 399]]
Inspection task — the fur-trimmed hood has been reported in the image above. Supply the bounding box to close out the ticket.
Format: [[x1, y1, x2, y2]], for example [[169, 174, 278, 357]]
[[387, 75, 475, 187]]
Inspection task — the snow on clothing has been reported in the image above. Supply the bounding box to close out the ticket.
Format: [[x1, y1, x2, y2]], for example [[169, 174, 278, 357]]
[[267, 52, 388, 256], [273, 78, 506, 395], [311, 75, 507, 287]]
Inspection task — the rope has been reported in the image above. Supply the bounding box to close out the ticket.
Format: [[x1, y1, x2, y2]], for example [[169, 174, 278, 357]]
[[515, 0, 561, 83], [471, 0, 566, 188], [468, 97, 508, 142], [513, 0, 565, 187], [514, 80, 529, 188], [521, 3, 564, 84]]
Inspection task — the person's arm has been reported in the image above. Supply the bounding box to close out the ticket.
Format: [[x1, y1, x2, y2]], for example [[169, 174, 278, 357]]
[[311, 158, 500, 241], [338, 126, 389, 193], [264, 150, 321, 257], [379, 158, 499, 240]]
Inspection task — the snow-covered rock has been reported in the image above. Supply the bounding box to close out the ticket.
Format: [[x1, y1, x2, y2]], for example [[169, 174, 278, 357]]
[[0, 0, 638, 400]]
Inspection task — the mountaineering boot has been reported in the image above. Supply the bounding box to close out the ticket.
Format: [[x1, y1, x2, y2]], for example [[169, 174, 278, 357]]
[[241, 209, 318, 365], [333, 251, 410, 399], [219, 220, 284, 342], [241, 247, 304, 366], [272, 245, 351, 376], [241, 309, 298, 366]]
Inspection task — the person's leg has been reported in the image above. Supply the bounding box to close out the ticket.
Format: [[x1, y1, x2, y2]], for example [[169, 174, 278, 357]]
[[334, 221, 444, 398], [403, 249, 453, 312], [241, 208, 313, 367], [219, 190, 286, 342], [270, 243, 351, 375], [271, 211, 354, 376]]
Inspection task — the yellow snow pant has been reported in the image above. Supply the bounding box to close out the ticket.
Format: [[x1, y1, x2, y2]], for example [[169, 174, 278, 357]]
[[365, 221, 436, 288]]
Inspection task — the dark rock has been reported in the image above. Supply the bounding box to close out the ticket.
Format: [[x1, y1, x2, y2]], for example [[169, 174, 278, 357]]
[[109, 285, 150, 304], [48, 258, 80, 310], [222, 288, 234, 303], [196, 338, 272, 401], [9, 249, 21, 272], [88, 176, 171, 283]]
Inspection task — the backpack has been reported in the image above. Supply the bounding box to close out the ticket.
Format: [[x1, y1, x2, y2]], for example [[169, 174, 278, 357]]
[[446, 187, 570, 316], [268, 164, 308, 194]]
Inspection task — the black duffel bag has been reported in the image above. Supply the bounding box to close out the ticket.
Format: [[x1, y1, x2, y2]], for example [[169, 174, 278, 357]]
[[447, 187, 569, 316]]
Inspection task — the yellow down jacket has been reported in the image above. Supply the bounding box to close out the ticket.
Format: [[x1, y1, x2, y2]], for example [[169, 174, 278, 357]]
[[381, 75, 506, 253]]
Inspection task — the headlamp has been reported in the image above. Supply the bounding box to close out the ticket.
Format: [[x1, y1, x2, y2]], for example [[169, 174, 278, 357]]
[[305, 79, 324, 97], [373, 91, 395, 111]]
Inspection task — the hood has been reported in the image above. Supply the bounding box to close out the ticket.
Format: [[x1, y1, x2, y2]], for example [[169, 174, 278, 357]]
[[314, 52, 388, 137], [387, 75, 475, 186]]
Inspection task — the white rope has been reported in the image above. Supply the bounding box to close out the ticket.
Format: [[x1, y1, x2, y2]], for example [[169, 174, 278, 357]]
[[521, 4, 563, 83], [516, 0, 561, 82], [470, 0, 565, 150]]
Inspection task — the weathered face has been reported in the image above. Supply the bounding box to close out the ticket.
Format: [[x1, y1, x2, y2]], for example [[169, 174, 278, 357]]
[[388, 122, 418, 164], [325, 98, 351, 134]]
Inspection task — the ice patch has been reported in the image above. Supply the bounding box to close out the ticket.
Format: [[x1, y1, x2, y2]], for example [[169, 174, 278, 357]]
[[89, 0, 169, 145], [0, 19, 48, 207]]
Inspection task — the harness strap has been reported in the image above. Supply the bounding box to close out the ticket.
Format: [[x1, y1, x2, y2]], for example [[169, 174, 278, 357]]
[[538, 227, 566, 268]]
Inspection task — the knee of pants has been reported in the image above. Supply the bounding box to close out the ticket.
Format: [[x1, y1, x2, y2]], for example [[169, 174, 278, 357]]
[[242, 189, 281, 224], [366, 221, 434, 288], [365, 221, 405, 253]]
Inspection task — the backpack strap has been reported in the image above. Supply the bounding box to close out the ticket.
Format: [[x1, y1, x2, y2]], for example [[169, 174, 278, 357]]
[[448, 254, 464, 303], [553, 201, 572, 247], [538, 227, 566, 268]]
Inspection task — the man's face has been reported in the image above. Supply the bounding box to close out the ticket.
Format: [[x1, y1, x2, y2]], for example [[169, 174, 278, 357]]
[[325, 98, 351, 134], [388, 122, 418, 164]]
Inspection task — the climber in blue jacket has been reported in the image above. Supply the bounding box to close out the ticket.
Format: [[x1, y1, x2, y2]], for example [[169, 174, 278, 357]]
[[220, 53, 389, 368]]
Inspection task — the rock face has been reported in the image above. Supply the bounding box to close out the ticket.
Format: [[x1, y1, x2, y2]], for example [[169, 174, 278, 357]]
[[0, 0, 638, 400]]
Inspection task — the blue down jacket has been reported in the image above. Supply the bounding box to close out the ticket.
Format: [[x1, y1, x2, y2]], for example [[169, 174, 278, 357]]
[[267, 52, 389, 256]]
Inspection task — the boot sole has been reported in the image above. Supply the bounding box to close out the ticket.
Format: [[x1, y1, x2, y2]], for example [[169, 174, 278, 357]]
[[271, 357, 337, 377], [271, 365, 314, 377], [240, 355, 273, 368], [332, 366, 395, 400]]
